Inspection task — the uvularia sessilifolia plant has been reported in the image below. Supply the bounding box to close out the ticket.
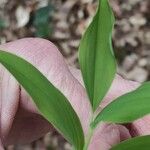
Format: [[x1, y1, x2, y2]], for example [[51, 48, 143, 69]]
[[0, 0, 150, 149]]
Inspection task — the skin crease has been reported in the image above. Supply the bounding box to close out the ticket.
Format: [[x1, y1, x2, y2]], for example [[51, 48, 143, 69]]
[[0, 38, 149, 150]]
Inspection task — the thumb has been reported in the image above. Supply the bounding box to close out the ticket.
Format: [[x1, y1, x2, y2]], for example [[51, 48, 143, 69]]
[[0, 38, 92, 145]]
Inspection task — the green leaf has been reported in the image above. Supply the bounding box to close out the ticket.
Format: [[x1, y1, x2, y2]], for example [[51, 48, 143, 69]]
[[79, 0, 116, 111], [34, 5, 53, 38], [0, 50, 84, 150], [0, 18, 7, 29], [111, 136, 150, 150], [92, 82, 150, 128]]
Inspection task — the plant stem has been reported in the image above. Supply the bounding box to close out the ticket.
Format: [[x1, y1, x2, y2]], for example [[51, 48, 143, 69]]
[[83, 127, 93, 150]]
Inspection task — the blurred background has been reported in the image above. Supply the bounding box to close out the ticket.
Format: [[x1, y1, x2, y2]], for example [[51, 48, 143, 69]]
[[0, 0, 149, 149]]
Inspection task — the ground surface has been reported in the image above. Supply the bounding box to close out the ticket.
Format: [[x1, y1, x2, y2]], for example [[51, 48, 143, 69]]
[[0, 0, 149, 149]]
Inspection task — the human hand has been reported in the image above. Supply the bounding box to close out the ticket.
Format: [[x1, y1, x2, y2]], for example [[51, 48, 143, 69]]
[[0, 38, 148, 150]]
